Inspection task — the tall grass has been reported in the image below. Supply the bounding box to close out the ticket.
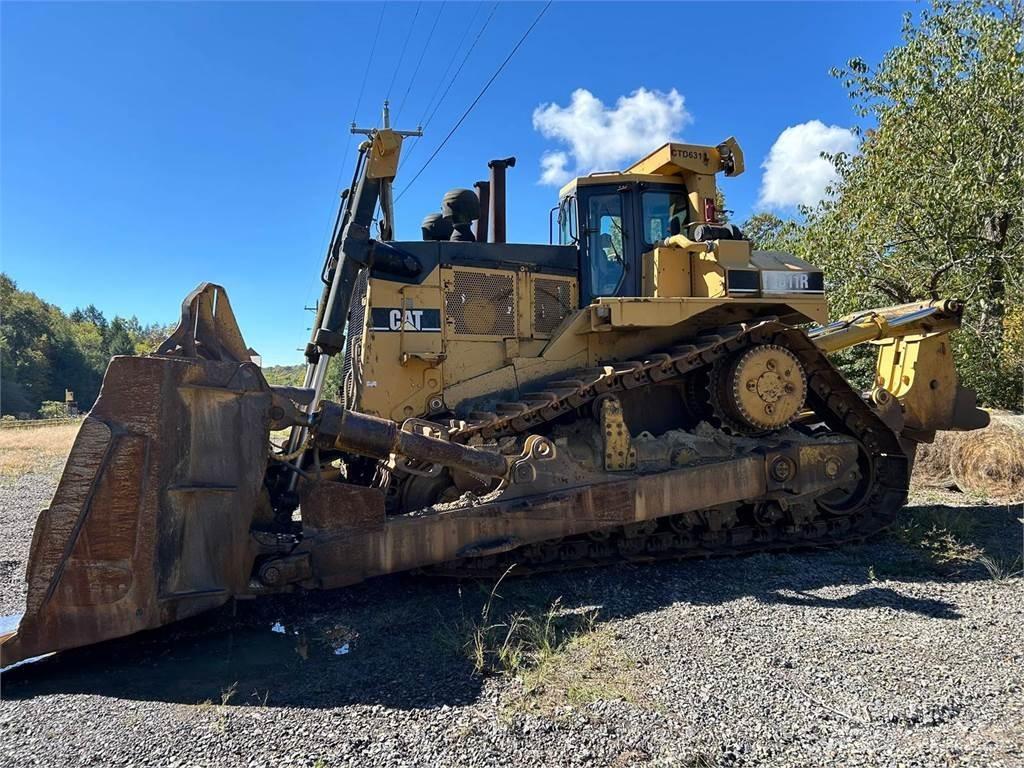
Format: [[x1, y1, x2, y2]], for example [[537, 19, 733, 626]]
[[0, 422, 79, 479], [895, 504, 1023, 580]]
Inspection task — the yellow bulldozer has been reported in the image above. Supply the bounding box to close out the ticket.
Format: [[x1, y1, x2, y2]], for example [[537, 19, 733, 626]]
[[0, 129, 987, 667]]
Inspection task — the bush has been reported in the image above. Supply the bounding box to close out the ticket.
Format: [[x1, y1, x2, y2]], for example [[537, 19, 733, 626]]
[[38, 401, 68, 419]]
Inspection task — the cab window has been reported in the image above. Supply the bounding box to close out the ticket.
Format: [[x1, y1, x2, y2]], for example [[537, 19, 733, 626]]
[[641, 190, 688, 245], [558, 196, 577, 245], [587, 193, 625, 297]]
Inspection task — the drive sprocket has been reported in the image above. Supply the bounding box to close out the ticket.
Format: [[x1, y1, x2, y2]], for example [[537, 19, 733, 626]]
[[709, 344, 807, 434]]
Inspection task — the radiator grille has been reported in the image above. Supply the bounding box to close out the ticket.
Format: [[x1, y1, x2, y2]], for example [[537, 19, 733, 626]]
[[533, 278, 575, 335], [445, 270, 516, 337]]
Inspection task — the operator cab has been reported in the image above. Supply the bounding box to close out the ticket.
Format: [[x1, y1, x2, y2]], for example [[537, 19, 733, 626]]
[[556, 175, 692, 305]]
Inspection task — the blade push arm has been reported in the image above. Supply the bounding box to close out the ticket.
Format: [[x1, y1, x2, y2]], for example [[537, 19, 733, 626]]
[[809, 298, 987, 436], [808, 299, 963, 354]]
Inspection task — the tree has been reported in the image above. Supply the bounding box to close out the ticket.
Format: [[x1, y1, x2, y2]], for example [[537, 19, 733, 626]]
[[70, 304, 109, 334], [104, 318, 138, 358], [805, 0, 1024, 408], [1, 273, 173, 415], [741, 212, 805, 253], [39, 401, 68, 419]]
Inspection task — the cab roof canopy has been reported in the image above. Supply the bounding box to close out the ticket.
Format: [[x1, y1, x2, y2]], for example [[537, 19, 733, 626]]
[[559, 137, 744, 198]]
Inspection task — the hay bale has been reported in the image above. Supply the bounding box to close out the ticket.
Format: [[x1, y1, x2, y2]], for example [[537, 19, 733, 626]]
[[949, 412, 1024, 502], [911, 430, 960, 489]]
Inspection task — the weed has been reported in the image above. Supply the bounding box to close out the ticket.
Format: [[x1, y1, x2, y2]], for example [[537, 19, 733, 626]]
[[895, 504, 1024, 579], [894, 506, 984, 569], [251, 688, 270, 706], [977, 553, 1023, 581], [441, 568, 649, 716], [220, 681, 238, 706], [457, 567, 599, 678]]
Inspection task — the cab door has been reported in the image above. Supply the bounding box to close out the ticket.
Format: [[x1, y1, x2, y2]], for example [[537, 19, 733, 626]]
[[577, 185, 640, 304]]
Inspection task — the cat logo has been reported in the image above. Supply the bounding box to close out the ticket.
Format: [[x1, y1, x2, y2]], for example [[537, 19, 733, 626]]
[[370, 308, 442, 333]]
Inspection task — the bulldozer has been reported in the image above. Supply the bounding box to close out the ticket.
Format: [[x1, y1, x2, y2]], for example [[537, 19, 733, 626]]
[[0, 127, 988, 668]]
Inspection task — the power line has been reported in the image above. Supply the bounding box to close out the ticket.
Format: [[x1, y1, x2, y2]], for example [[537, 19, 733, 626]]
[[415, 3, 485, 129], [394, 1, 445, 123], [398, 3, 492, 176], [422, 2, 498, 130], [353, 3, 388, 127], [396, 1, 552, 204], [386, 2, 422, 102], [303, 3, 388, 310]]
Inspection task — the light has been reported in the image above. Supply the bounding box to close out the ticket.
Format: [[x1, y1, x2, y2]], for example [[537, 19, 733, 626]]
[[703, 197, 716, 223]]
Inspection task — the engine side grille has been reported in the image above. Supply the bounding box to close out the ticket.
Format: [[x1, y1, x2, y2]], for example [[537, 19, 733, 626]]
[[445, 270, 516, 337], [533, 277, 576, 335]]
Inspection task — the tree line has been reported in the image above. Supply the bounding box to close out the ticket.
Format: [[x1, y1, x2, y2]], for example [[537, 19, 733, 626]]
[[1, 274, 175, 417]]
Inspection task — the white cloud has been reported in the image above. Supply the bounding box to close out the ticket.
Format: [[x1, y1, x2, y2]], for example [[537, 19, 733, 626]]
[[532, 88, 691, 185], [758, 120, 858, 209], [539, 151, 571, 186]]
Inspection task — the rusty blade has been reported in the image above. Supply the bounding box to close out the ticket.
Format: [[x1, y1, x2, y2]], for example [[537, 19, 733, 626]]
[[0, 354, 271, 668]]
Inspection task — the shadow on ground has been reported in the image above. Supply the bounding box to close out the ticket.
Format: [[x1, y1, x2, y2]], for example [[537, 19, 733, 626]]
[[2, 501, 1019, 709]]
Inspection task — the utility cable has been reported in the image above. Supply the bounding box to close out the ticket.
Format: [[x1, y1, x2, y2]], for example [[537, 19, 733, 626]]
[[415, 2, 484, 130], [302, 3, 387, 311], [386, 2, 422, 102], [395, 1, 552, 203], [394, 1, 445, 123], [396, 3, 484, 177], [421, 2, 498, 131], [398, 2, 490, 174]]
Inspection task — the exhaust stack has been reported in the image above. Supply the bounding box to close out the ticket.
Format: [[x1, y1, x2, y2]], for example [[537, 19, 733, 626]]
[[473, 180, 490, 243], [487, 157, 516, 243]]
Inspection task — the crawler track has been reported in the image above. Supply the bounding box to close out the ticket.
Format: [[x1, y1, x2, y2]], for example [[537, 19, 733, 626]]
[[433, 318, 909, 577]]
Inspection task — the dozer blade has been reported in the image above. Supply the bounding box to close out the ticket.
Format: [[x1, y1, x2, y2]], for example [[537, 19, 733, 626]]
[[1, 286, 272, 668]]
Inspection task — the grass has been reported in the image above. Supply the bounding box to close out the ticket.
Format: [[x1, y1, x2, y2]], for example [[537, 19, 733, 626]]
[[0, 422, 79, 480], [438, 568, 644, 716], [893, 508, 982, 569], [892, 502, 1023, 580], [517, 626, 642, 715], [977, 552, 1024, 581]]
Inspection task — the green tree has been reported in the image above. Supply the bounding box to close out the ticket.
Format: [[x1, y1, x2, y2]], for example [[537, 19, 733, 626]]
[[1, 274, 173, 415], [262, 364, 306, 388], [741, 212, 805, 252], [104, 317, 138, 357], [805, 0, 1024, 408]]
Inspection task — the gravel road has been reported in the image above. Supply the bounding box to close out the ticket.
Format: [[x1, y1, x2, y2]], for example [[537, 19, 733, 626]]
[[1, 469, 1022, 767]]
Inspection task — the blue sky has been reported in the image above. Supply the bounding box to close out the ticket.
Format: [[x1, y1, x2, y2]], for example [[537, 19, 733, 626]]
[[2, 1, 915, 365]]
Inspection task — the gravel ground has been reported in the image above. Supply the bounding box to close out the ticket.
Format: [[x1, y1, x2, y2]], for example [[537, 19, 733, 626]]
[[1, 469, 1022, 767]]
